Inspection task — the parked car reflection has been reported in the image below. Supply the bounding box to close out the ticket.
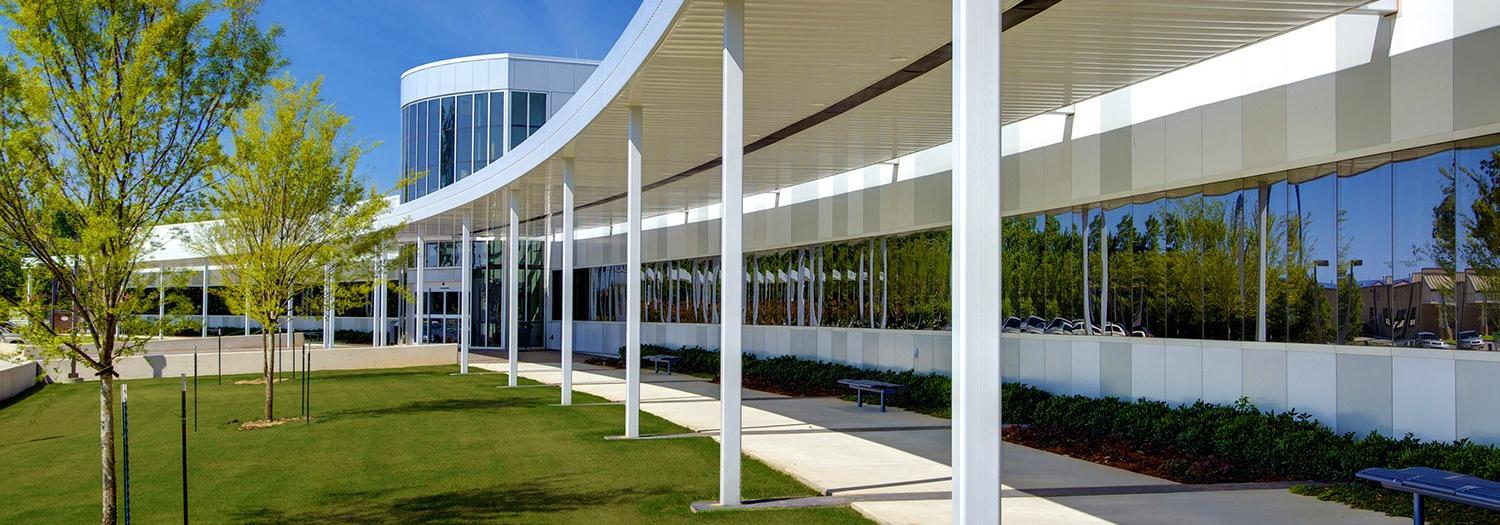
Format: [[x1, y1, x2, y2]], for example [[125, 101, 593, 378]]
[[1457, 330, 1489, 351]]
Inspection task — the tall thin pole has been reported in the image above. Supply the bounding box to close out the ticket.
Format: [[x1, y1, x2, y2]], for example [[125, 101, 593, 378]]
[[179, 374, 188, 524], [121, 383, 131, 525], [625, 105, 643, 439], [561, 158, 575, 406], [304, 349, 311, 423], [719, 0, 745, 507], [201, 264, 209, 338], [192, 353, 198, 432], [952, 0, 1004, 522], [216, 330, 222, 385], [460, 217, 472, 374], [415, 235, 426, 344], [508, 190, 520, 387]]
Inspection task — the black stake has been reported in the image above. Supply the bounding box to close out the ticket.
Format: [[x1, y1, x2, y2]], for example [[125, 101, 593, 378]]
[[179, 374, 188, 524], [193, 352, 198, 432], [304, 349, 311, 423], [122, 383, 131, 525]]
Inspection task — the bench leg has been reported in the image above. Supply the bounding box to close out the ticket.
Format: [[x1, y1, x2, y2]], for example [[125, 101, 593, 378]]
[[1412, 493, 1423, 525], [856, 390, 863, 408]]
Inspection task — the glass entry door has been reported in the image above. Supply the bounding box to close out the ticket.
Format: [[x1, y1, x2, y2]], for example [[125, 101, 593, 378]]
[[423, 289, 462, 344]]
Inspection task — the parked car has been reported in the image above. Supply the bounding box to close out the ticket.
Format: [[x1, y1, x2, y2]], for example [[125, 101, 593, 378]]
[[1021, 316, 1048, 334], [1002, 317, 1022, 334], [1069, 319, 1099, 336], [1044, 317, 1073, 335], [1412, 331, 1455, 350], [1457, 330, 1488, 351], [1102, 322, 1127, 337], [0, 322, 23, 344]]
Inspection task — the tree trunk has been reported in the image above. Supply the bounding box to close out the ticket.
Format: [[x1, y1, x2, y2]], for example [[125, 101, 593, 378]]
[[263, 329, 274, 421], [99, 374, 117, 525]]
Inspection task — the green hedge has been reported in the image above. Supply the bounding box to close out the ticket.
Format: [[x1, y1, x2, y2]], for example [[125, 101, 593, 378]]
[[1002, 383, 1500, 524], [614, 345, 954, 417], [1001, 383, 1500, 483]]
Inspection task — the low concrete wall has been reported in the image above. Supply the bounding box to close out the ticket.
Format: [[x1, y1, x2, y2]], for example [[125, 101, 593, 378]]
[[37, 344, 457, 381], [1, 361, 39, 404], [136, 333, 303, 353]]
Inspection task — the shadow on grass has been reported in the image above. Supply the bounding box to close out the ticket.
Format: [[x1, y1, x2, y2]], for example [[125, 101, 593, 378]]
[[324, 397, 550, 420], [0, 382, 46, 411], [231, 481, 648, 524]]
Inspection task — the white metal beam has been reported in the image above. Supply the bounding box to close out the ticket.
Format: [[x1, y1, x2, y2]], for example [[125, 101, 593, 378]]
[[157, 268, 165, 340], [460, 216, 472, 373], [415, 234, 426, 345], [201, 264, 209, 338], [508, 190, 520, 387], [952, 0, 1002, 522], [323, 266, 334, 349], [719, 0, 745, 507], [562, 158, 576, 406], [626, 105, 643, 439]]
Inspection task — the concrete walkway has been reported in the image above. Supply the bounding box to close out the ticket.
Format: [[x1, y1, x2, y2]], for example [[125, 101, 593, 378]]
[[473, 351, 1402, 525]]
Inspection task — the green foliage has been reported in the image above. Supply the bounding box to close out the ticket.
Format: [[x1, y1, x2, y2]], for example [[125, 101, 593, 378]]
[[189, 76, 401, 420], [1001, 383, 1500, 485], [617, 345, 953, 417], [0, 2, 280, 521], [0, 0, 281, 372]]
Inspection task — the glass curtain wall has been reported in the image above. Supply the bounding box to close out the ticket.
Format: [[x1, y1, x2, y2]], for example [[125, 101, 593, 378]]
[[401, 90, 538, 203], [520, 135, 1500, 351]]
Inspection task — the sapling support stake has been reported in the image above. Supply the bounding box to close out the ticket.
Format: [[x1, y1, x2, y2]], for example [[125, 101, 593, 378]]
[[122, 383, 132, 525], [179, 374, 188, 524]]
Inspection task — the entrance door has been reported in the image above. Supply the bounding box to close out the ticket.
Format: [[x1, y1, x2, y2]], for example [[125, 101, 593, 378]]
[[422, 289, 462, 344]]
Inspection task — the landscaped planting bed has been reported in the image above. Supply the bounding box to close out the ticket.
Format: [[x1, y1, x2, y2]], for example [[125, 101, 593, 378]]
[[1001, 383, 1500, 525]]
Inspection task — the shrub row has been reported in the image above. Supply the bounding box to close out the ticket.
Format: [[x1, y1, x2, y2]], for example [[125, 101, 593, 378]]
[[613, 345, 954, 417], [1001, 383, 1500, 485]]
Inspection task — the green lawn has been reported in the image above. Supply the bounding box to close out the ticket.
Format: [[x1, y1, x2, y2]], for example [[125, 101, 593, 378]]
[[0, 366, 870, 524]]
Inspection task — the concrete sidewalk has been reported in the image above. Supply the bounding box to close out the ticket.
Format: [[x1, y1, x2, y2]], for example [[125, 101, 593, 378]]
[[474, 351, 1401, 525]]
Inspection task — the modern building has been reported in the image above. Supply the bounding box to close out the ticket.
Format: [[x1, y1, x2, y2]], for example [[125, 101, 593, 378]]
[[131, 0, 1500, 520]]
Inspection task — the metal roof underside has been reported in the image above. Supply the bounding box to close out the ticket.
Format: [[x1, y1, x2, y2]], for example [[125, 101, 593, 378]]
[[401, 0, 1369, 240]]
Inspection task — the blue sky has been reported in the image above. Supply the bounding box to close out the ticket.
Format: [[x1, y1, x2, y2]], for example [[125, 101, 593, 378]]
[[257, 0, 641, 192]]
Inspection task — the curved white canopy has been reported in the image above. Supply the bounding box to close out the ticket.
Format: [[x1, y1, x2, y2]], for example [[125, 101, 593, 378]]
[[381, 0, 1372, 240]]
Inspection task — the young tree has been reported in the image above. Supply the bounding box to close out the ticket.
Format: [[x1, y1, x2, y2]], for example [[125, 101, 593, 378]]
[[0, 2, 278, 522], [190, 77, 400, 423]]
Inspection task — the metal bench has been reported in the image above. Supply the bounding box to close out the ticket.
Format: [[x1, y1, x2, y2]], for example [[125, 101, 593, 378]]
[[1357, 466, 1500, 524], [643, 354, 681, 375], [837, 379, 905, 412]]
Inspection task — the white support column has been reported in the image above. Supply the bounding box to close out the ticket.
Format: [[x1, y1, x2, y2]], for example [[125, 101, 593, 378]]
[[952, 1, 1002, 523], [370, 256, 381, 346], [201, 264, 209, 338], [543, 194, 553, 350], [460, 217, 472, 374], [157, 268, 165, 340], [718, 0, 745, 507], [508, 190, 520, 387], [323, 266, 334, 349], [1100, 222, 1109, 330], [561, 158, 576, 406], [378, 260, 388, 346], [1257, 182, 1270, 342], [625, 105, 643, 439], [415, 235, 426, 345], [285, 297, 294, 348]]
